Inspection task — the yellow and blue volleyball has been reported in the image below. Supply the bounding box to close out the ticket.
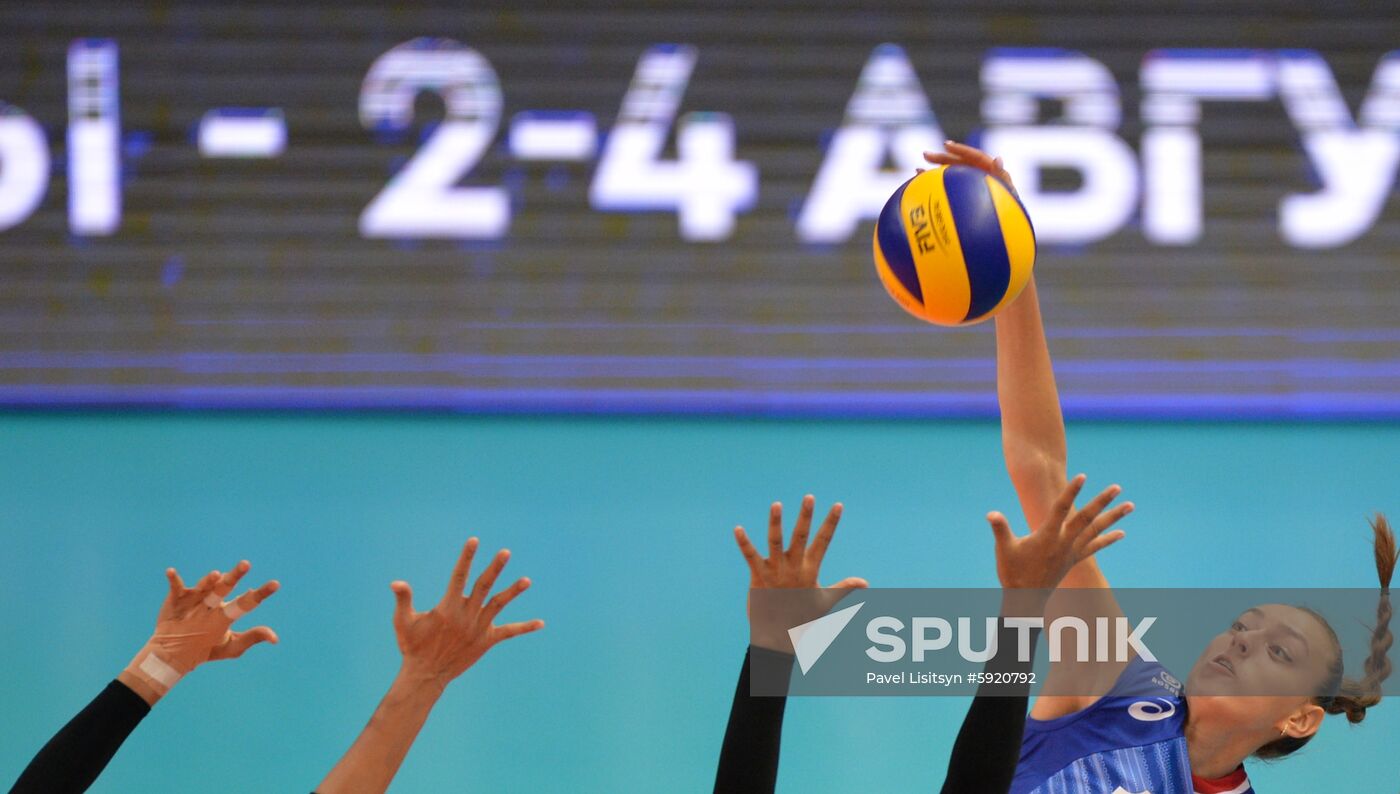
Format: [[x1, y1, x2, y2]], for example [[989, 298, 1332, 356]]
[[872, 165, 1036, 326]]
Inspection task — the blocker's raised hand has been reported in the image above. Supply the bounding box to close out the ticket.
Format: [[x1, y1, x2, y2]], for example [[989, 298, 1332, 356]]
[[733, 495, 868, 652], [734, 495, 868, 592], [121, 560, 280, 704], [317, 539, 545, 794], [987, 474, 1133, 591], [391, 538, 544, 688]]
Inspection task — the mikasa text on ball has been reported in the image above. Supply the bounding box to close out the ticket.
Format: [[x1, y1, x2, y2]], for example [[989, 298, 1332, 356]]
[[872, 164, 1036, 326]]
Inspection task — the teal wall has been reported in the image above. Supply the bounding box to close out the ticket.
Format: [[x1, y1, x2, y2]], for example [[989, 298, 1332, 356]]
[[2, 414, 1397, 791]]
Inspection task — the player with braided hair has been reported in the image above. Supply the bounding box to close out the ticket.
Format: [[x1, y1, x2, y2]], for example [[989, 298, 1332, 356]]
[[1209, 514, 1395, 762], [924, 140, 1398, 793]]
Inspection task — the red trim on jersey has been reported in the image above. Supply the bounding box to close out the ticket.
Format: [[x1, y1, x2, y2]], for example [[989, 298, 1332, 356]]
[[1193, 765, 1250, 794]]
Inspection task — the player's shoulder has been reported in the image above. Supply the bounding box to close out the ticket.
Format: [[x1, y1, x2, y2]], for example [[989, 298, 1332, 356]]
[[1018, 657, 1188, 779], [1026, 656, 1184, 733]]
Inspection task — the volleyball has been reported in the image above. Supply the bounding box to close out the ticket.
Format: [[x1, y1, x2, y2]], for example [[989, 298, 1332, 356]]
[[872, 165, 1036, 326]]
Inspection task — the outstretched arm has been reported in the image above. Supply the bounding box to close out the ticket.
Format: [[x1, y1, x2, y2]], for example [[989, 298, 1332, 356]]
[[10, 561, 279, 793], [714, 496, 867, 794], [715, 646, 792, 794], [927, 143, 1134, 718], [924, 143, 1104, 590], [941, 476, 1131, 793], [9, 682, 150, 794], [994, 280, 1114, 589], [316, 539, 543, 794]]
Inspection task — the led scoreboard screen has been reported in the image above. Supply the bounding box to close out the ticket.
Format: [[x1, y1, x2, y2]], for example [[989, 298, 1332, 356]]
[[2, 1, 1399, 416]]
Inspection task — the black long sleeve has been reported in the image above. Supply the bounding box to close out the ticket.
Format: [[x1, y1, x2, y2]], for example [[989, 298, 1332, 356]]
[[716, 623, 1040, 794], [939, 624, 1042, 794], [9, 680, 151, 794], [713, 646, 792, 793]]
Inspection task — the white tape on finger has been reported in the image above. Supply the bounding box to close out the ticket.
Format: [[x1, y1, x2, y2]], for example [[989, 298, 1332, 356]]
[[222, 602, 246, 620], [204, 593, 223, 609]]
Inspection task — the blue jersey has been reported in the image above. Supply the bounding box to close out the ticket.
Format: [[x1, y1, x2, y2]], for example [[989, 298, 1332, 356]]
[[1011, 657, 1255, 794]]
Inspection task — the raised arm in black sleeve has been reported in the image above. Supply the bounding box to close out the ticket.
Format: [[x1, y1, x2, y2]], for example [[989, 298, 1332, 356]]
[[9, 680, 151, 794], [940, 623, 1042, 794], [713, 646, 795, 794], [714, 623, 1037, 794]]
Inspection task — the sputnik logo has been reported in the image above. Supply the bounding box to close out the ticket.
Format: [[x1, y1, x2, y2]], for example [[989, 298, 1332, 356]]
[[788, 602, 865, 674]]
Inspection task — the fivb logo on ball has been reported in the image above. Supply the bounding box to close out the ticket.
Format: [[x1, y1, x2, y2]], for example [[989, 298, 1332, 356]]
[[873, 164, 1035, 326], [787, 602, 1157, 674]]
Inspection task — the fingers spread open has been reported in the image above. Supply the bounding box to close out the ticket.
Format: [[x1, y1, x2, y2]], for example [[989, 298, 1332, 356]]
[[1080, 529, 1127, 560], [468, 549, 510, 609], [1074, 502, 1134, 549], [987, 511, 1016, 550], [214, 560, 251, 599], [788, 495, 815, 560], [766, 502, 784, 560], [166, 567, 186, 600], [482, 577, 531, 624], [806, 502, 844, 567], [445, 538, 480, 604], [491, 618, 545, 645], [391, 581, 415, 633], [211, 626, 278, 661], [1047, 474, 1088, 534], [190, 570, 222, 602], [224, 580, 279, 620], [734, 526, 766, 581], [1069, 484, 1123, 532]]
